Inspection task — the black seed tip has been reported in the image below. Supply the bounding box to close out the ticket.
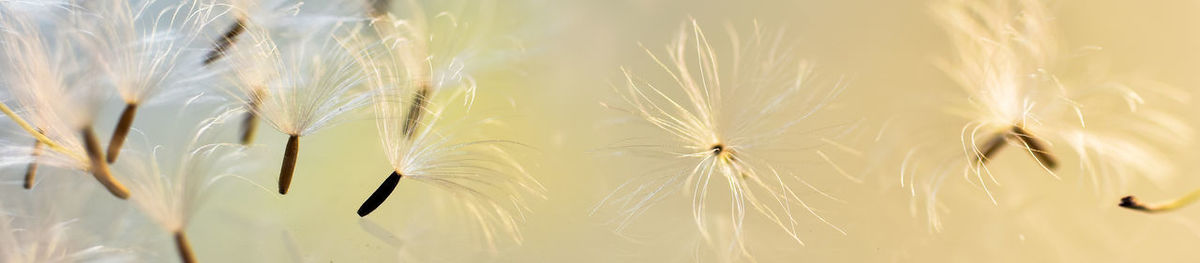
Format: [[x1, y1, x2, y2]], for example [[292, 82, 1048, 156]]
[[1119, 196, 1146, 210], [358, 171, 403, 217]]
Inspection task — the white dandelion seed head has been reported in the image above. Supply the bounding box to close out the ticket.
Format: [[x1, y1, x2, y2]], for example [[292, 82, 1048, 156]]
[[222, 22, 370, 136], [597, 18, 848, 251], [116, 109, 254, 232]]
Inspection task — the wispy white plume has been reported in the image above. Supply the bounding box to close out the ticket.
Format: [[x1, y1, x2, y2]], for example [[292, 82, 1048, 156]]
[[116, 108, 253, 262], [345, 27, 545, 251], [594, 19, 849, 255], [0, 10, 130, 198], [219, 20, 369, 194]]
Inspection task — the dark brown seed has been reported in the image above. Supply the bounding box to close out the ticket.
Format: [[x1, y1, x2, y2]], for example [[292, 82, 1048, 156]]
[[23, 132, 42, 189], [972, 131, 1008, 165], [358, 171, 403, 217], [401, 85, 430, 139], [239, 112, 258, 145], [174, 230, 197, 263], [278, 134, 300, 195], [1010, 126, 1058, 170], [202, 19, 247, 66], [82, 127, 130, 199], [106, 103, 138, 163]]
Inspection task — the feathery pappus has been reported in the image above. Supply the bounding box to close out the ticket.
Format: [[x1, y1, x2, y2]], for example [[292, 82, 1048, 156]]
[[900, 0, 1191, 231], [594, 19, 850, 256], [115, 107, 254, 263], [76, 0, 224, 164], [202, 0, 367, 145], [218, 20, 370, 195], [0, 171, 135, 263], [362, 0, 501, 141], [0, 10, 131, 199], [344, 25, 544, 252]]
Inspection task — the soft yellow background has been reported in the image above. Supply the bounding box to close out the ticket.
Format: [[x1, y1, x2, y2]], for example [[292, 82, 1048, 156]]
[[107, 0, 1200, 262]]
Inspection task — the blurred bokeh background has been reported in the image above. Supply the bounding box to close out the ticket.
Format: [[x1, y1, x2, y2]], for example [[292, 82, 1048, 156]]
[[8, 0, 1200, 262]]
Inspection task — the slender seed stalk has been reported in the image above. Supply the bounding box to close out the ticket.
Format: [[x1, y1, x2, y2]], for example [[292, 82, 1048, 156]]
[[1120, 188, 1200, 213], [278, 134, 300, 195], [202, 18, 247, 66], [1010, 126, 1058, 170], [82, 127, 130, 199], [401, 85, 430, 139], [23, 133, 42, 189], [972, 131, 1008, 165], [357, 171, 402, 217], [106, 103, 138, 163], [173, 230, 197, 263], [0, 101, 82, 161]]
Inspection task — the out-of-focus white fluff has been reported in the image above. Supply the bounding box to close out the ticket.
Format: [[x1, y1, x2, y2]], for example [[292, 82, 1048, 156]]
[[901, 0, 1193, 232], [117, 109, 254, 232]]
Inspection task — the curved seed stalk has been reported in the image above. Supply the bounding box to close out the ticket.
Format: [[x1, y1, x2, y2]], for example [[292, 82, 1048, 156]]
[[1121, 188, 1200, 213], [82, 127, 130, 199]]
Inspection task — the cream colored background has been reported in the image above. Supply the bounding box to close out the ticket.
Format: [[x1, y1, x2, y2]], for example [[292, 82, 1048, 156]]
[[39, 0, 1200, 262]]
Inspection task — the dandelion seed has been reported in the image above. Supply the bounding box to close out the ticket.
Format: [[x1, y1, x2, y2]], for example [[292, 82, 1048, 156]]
[[594, 19, 848, 252], [74, 0, 222, 164], [0, 11, 130, 199], [117, 109, 254, 263], [343, 29, 545, 250], [220, 22, 369, 195]]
